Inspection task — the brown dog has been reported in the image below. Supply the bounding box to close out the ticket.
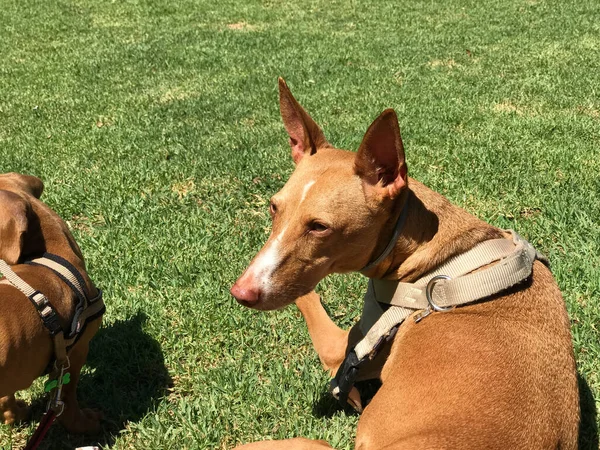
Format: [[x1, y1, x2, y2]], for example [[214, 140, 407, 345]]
[[230, 80, 579, 449], [0, 172, 103, 433]]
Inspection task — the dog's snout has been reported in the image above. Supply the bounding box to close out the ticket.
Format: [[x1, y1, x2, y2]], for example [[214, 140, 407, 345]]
[[230, 280, 261, 307]]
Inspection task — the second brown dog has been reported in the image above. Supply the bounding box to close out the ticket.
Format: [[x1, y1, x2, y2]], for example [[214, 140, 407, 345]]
[[0, 172, 104, 433]]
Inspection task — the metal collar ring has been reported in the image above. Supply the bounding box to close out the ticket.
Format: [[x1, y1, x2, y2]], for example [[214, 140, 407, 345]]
[[425, 275, 454, 312]]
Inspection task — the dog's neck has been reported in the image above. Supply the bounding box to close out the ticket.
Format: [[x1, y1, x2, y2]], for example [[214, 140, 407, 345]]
[[365, 179, 506, 282]]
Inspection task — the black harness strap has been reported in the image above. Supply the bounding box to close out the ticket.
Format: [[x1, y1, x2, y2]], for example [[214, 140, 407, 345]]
[[330, 351, 361, 406], [1, 254, 105, 370], [330, 325, 399, 406], [26, 253, 105, 345]]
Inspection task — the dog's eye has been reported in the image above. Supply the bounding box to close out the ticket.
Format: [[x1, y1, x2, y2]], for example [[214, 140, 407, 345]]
[[309, 221, 329, 234], [269, 202, 277, 216]]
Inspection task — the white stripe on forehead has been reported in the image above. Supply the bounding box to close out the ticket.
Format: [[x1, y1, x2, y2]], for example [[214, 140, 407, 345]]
[[300, 180, 316, 204]]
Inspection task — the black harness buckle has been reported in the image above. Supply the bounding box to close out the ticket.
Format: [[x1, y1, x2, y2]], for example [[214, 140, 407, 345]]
[[329, 325, 399, 408], [40, 309, 63, 336], [28, 291, 63, 336], [329, 351, 361, 406]]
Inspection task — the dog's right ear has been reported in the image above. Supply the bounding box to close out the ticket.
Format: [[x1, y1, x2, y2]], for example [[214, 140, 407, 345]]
[[278, 78, 329, 164], [0, 191, 31, 264], [355, 109, 408, 200]]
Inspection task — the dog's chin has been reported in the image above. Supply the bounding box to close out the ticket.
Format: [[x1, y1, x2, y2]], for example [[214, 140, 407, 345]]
[[237, 296, 295, 311]]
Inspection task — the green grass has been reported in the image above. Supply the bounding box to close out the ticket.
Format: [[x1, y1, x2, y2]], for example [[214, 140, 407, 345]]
[[1, 0, 599, 448]]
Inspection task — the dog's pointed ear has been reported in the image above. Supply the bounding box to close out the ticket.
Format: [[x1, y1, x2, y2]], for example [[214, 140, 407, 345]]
[[354, 109, 407, 199], [0, 191, 31, 264], [278, 78, 329, 164]]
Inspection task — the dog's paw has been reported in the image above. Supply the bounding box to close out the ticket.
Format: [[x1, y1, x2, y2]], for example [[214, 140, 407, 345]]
[[347, 387, 363, 413], [1, 399, 31, 425], [60, 408, 103, 434]]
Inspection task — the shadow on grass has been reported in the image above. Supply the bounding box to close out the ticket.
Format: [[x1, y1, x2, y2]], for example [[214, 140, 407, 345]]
[[31, 312, 172, 449], [578, 373, 598, 450], [312, 379, 381, 418]]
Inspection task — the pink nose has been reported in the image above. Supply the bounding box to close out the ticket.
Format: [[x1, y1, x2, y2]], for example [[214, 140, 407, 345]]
[[230, 281, 261, 307]]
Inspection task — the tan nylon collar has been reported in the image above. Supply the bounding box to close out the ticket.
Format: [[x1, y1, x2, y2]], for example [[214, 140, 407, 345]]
[[355, 230, 548, 360]]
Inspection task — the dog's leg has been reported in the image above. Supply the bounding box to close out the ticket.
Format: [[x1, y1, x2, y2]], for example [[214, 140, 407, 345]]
[[56, 320, 103, 434], [295, 292, 365, 411], [0, 394, 30, 425], [235, 438, 333, 449], [296, 292, 350, 375]]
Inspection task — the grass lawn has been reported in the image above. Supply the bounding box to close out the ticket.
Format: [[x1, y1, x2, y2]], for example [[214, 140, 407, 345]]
[[1, 0, 599, 448]]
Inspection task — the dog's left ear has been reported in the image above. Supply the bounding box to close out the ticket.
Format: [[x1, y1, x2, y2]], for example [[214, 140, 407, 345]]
[[0, 191, 31, 264], [278, 78, 330, 164], [355, 109, 407, 199], [0, 173, 44, 199], [16, 174, 44, 199]]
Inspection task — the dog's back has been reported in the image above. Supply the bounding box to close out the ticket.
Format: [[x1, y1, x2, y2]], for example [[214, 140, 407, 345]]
[[356, 259, 578, 450]]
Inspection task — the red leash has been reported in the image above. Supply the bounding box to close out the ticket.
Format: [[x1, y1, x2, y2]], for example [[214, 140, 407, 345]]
[[23, 410, 57, 450]]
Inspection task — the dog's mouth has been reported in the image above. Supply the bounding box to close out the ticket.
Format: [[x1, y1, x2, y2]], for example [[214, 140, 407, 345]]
[[234, 296, 259, 309], [231, 293, 284, 311], [230, 283, 299, 311]]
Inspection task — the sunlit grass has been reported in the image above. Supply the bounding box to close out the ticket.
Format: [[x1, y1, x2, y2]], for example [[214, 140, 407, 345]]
[[0, 0, 598, 448]]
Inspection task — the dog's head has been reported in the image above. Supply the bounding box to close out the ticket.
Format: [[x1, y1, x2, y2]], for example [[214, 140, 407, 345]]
[[0, 172, 101, 298], [231, 79, 408, 310], [0, 173, 44, 264]]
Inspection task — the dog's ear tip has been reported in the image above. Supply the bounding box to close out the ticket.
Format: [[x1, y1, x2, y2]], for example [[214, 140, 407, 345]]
[[29, 176, 44, 198], [380, 108, 398, 122], [278, 77, 288, 91]]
